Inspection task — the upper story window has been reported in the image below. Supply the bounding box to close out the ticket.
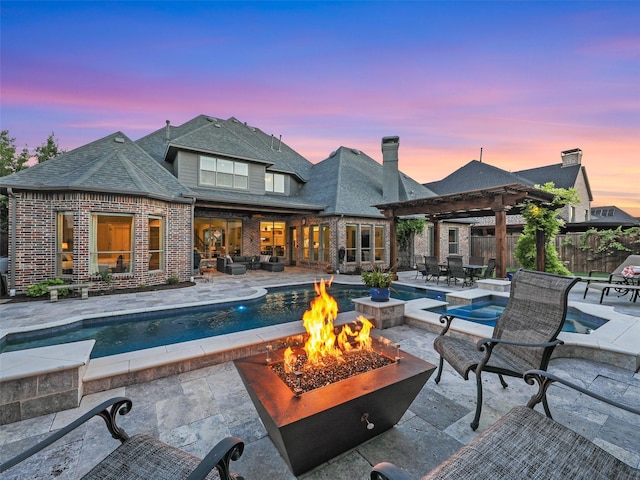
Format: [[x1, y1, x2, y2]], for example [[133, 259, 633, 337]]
[[200, 156, 248, 189], [265, 172, 285, 193]]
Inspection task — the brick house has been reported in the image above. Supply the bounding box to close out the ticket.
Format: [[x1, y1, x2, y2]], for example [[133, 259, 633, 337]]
[[0, 115, 436, 294]]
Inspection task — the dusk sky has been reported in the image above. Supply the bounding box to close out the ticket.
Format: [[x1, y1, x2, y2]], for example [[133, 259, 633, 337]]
[[2, 1, 639, 215]]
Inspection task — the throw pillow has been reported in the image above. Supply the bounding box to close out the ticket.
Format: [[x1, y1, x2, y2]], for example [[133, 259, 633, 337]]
[[226, 255, 233, 264], [260, 255, 271, 263]]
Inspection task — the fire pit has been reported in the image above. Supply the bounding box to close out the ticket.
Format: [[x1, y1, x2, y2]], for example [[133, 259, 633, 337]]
[[234, 279, 435, 475]]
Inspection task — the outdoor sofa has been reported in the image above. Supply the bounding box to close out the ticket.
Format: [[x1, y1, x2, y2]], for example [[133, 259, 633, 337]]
[[370, 370, 640, 480], [216, 255, 285, 274]]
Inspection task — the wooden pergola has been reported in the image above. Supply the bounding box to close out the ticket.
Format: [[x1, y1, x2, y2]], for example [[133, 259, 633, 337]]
[[374, 183, 556, 279]]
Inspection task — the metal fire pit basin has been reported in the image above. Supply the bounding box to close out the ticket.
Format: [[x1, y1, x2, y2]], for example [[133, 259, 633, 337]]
[[234, 338, 435, 475]]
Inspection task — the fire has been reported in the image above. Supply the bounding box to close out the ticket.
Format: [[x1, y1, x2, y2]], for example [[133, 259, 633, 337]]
[[284, 277, 374, 371]]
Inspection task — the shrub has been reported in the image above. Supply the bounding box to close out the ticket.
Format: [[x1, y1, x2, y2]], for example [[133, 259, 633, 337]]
[[167, 275, 180, 285], [27, 278, 69, 297]]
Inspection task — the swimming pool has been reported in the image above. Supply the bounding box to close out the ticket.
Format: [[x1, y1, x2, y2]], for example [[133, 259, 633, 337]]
[[425, 296, 608, 334], [1, 284, 446, 358]]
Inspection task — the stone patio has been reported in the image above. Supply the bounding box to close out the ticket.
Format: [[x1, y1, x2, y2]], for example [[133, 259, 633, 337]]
[[1, 267, 639, 478]]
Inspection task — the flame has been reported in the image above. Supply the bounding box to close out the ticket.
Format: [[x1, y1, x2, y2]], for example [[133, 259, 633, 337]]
[[285, 277, 374, 368]]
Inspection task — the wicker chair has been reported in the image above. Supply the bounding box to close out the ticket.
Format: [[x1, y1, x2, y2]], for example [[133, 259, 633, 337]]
[[0, 397, 245, 480], [370, 370, 640, 480], [482, 258, 496, 279], [433, 269, 579, 430]]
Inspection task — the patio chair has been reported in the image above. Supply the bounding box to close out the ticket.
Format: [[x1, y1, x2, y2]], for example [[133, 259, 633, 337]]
[[433, 269, 580, 430], [583, 254, 640, 298], [414, 255, 427, 279], [370, 370, 640, 480], [468, 256, 484, 281], [483, 258, 496, 279], [424, 256, 444, 284], [446, 256, 473, 287], [0, 397, 245, 480]]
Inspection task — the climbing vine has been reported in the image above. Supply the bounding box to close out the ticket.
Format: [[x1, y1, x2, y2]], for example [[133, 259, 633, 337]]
[[514, 182, 578, 275], [396, 218, 426, 249], [579, 226, 640, 257]]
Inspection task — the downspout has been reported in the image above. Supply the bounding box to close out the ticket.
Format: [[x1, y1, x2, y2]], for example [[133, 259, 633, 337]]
[[8, 188, 16, 294]]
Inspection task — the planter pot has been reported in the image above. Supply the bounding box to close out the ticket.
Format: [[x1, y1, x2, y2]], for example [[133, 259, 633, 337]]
[[369, 287, 390, 302]]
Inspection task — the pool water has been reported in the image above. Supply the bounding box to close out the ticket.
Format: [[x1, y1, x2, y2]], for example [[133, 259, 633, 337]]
[[426, 297, 607, 334], [1, 284, 445, 358]]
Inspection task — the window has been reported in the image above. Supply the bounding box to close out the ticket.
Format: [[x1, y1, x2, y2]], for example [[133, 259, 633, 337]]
[[346, 225, 357, 262], [302, 226, 310, 260], [90, 213, 133, 274], [374, 226, 384, 261], [199, 156, 248, 189], [260, 221, 286, 257], [321, 224, 330, 263], [56, 212, 74, 276], [148, 216, 164, 271], [311, 225, 319, 261], [265, 173, 285, 193], [194, 217, 242, 258], [448, 228, 459, 254], [360, 225, 372, 262]]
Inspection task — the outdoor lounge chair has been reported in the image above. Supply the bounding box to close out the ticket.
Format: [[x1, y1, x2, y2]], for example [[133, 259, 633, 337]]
[[583, 254, 640, 299], [370, 369, 640, 480], [433, 269, 579, 430], [0, 397, 245, 480]]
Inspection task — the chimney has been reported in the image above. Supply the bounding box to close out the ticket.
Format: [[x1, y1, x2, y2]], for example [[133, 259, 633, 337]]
[[165, 120, 171, 140], [561, 148, 582, 167], [382, 136, 400, 202]]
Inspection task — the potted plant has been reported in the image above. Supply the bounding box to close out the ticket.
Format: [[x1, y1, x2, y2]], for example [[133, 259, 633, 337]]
[[361, 266, 393, 302]]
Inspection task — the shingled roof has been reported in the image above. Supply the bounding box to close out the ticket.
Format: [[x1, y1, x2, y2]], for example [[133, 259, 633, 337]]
[[0, 132, 192, 202], [136, 115, 313, 182], [300, 146, 436, 217], [424, 160, 533, 195]]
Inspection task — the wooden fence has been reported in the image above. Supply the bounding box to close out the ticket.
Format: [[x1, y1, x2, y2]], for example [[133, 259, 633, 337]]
[[471, 233, 639, 274]]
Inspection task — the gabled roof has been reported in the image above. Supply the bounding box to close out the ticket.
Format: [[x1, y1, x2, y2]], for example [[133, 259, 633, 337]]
[[300, 147, 436, 217], [515, 163, 580, 190], [424, 160, 533, 195], [0, 132, 193, 202]]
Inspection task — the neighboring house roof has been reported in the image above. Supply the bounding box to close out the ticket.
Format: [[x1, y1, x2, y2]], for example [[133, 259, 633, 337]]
[[0, 132, 193, 203], [515, 163, 593, 201], [300, 147, 436, 217], [585, 206, 640, 227], [424, 160, 533, 195]]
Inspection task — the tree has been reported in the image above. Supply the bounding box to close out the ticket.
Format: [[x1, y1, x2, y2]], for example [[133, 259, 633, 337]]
[[0, 130, 64, 234], [0, 130, 30, 177], [34, 132, 65, 163], [514, 182, 579, 275]]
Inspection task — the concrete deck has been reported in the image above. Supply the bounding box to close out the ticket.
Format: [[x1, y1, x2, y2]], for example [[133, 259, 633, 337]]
[[1, 267, 639, 478]]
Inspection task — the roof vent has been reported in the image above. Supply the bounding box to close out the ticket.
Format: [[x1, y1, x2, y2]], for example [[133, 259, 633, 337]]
[[206, 117, 216, 122], [329, 151, 336, 158], [351, 149, 361, 155], [114, 137, 125, 143], [214, 124, 222, 128]]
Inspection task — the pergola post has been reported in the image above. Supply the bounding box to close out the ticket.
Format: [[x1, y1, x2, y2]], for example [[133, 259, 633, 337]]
[[493, 206, 507, 279], [432, 218, 441, 261]]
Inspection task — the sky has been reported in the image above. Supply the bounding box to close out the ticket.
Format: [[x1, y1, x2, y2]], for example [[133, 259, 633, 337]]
[[1, 1, 639, 216]]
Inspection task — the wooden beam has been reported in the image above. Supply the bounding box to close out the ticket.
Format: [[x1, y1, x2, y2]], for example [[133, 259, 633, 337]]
[[494, 206, 507, 279]]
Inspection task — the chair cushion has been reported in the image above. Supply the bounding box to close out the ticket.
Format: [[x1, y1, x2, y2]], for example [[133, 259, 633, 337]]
[[82, 434, 225, 479]]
